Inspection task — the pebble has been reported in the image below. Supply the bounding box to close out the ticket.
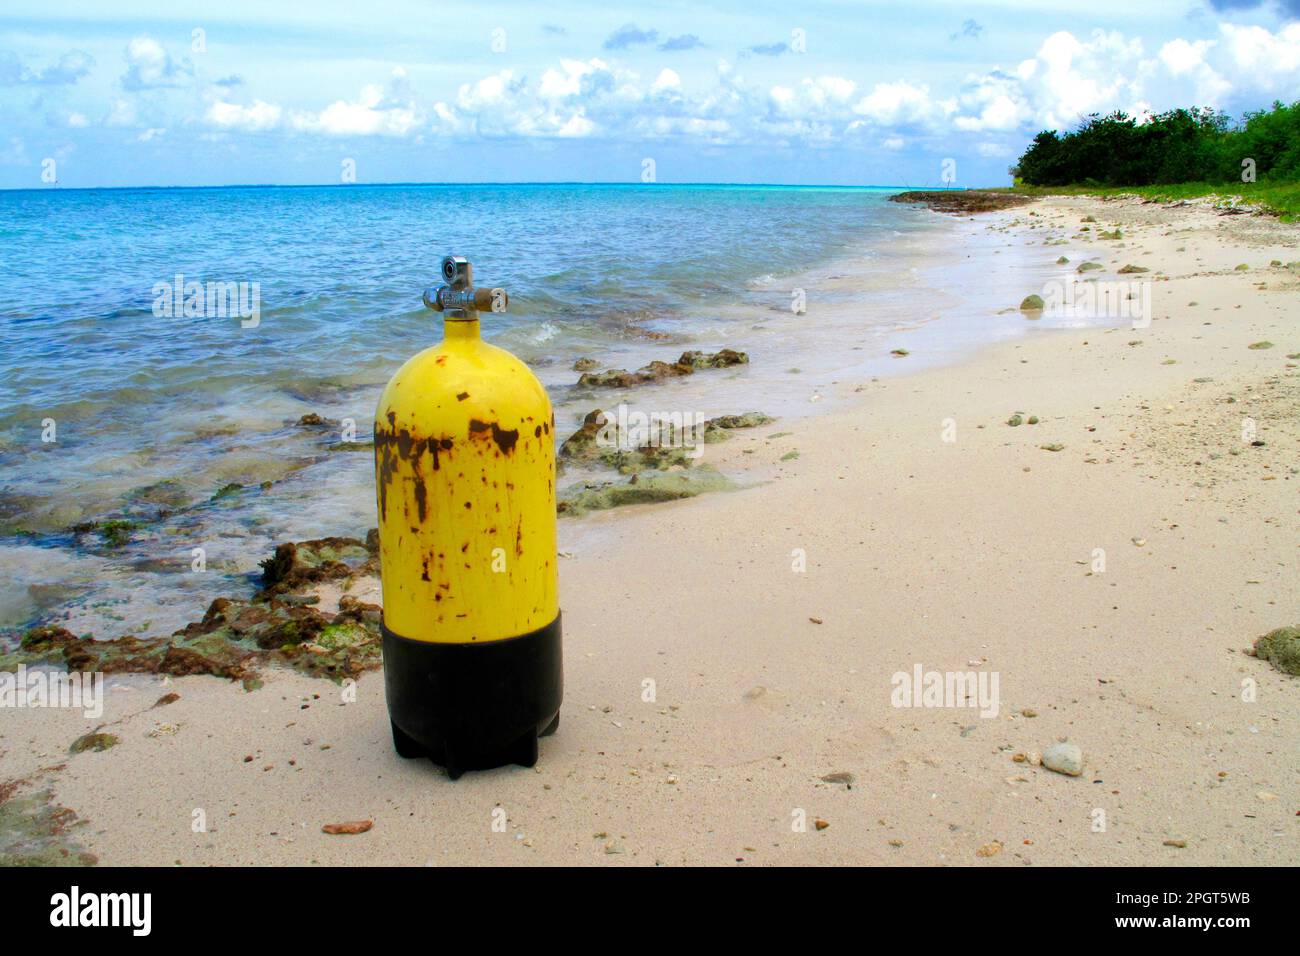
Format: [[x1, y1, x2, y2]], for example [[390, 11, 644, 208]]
[[322, 820, 373, 835], [1042, 742, 1084, 776]]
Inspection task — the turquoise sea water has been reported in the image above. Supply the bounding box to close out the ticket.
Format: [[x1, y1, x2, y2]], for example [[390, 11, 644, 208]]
[[0, 183, 949, 637]]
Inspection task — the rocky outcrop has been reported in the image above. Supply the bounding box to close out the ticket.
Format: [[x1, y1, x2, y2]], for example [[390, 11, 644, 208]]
[[577, 349, 749, 389]]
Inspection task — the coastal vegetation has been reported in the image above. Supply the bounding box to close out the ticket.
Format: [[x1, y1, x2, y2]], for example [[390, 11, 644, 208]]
[[1008, 101, 1300, 218]]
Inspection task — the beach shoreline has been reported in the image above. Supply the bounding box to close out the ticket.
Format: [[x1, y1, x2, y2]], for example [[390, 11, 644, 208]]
[[2, 193, 1297, 866]]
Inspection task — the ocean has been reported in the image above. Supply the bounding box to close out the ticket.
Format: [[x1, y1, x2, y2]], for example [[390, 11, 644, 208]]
[[0, 183, 1085, 640]]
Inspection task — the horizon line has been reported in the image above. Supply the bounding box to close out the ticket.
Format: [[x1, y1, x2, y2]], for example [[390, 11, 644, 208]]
[[0, 180, 986, 195]]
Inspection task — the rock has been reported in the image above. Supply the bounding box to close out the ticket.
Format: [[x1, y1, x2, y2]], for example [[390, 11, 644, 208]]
[[1117, 264, 1149, 274], [1056, 256, 1069, 264], [127, 478, 191, 510], [1007, 414, 1023, 427], [1163, 839, 1188, 848], [820, 771, 854, 787], [976, 841, 1003, 857], [322, 820, 373, 835], [3, 541, 384, 685], [1040, 443, 1064, 452], [1247, 341, 1273, 350], [153, 692, 181, 708], [557, 467, 737, 516], [1077, 261, 1104, 273], [678, 348, 748, 370], [70, 732, 119, 754], [297, 413, 339, 428], [814, 819, 830, 831], [69, 518, 140, 549], [888, 191, 1035, 215], [577, 349, 748, 389], [703, 412, 775, 442], [558, 409, 610, 460], [1042, 742, 1084, 776], [1253, 626, 1300, 676], [1019, 294, 1045, 312], [259, 537, 374, 595], [572, 357, 599, 371]]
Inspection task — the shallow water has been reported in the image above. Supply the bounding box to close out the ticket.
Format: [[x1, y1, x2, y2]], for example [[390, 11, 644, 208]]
[[0, 184, 1123, 640]]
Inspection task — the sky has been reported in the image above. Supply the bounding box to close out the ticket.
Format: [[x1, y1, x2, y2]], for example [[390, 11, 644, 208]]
[[1, 0, 1299, 189]]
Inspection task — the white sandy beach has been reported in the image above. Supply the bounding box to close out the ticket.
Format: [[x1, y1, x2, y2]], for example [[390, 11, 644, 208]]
[[3, 194, 1296, 866]]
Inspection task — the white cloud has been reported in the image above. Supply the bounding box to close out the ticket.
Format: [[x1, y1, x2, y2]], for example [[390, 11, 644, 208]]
[[651, 68, 680, 94], [206, 99, 283, 131], [1219, 22, 1300, 81], [59, 20, 1300, 159], [1159, 38, 1212, 76], [853, 81, 942, 125], [121, 36, 190, 90], [292, 88, 419, 136]]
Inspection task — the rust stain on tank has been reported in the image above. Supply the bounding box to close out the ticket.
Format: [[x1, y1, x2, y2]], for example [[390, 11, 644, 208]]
[[468, 418, 519, 455], [374, 419, 455, 523]]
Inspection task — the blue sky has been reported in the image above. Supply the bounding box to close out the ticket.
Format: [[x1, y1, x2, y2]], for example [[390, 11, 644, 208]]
[[2, 0, 1298, 188]]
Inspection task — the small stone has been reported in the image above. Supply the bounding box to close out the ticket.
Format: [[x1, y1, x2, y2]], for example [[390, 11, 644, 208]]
[[976, 841, 1003, 857], [1163, 838, 1187, 848], [70, 732, 119, 754], [322, 820, 373, 835], [814, 819, 830, 831], [1021, 708, 1038, 718], [820, 771, 854, 786], [1042, 742, 1084, 776]]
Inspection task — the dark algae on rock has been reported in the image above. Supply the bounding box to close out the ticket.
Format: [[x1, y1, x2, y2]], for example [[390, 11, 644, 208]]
[[1, 536, 385, 686], [576, 348, 748, 388], [1252, 626, 1300, 676]]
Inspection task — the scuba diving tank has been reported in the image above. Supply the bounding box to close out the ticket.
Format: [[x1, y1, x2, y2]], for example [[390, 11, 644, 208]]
[[374, 255, 561, 779]]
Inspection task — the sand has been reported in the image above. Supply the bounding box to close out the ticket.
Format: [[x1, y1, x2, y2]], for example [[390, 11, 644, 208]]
[[3, 195, 1296, 866]]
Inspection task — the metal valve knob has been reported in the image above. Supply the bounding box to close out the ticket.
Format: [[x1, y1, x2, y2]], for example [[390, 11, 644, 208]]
[[423, 255, 509, 318]]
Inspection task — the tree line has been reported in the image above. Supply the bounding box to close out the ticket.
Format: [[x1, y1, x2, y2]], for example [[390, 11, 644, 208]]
[[1012, 101, 1300, 187]]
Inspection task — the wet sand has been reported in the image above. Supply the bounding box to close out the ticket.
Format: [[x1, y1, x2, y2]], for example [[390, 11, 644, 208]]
[[3, 194, 1297, 866]]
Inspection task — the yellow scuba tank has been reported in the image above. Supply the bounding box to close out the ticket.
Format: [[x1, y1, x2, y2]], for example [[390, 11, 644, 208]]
[[374, 255, 561, 779]]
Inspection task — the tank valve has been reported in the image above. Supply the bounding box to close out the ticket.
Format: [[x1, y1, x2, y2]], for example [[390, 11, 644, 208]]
[[422, 255, 509, 318]]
